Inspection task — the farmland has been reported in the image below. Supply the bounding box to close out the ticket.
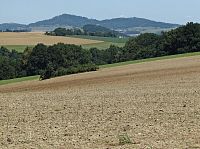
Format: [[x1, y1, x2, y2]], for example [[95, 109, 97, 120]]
[[0, 32, 127, 52], [1, 55, 200, 148], [69, 35, 128, 49], [0, 32, 103, 51]]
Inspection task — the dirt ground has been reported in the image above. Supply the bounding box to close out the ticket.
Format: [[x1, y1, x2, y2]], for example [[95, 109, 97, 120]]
[[0, 32, 102, 46], [1, 56, 200, 149]]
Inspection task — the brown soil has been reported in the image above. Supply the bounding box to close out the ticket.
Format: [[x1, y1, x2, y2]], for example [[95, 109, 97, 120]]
[[1, 56, 200, 149]]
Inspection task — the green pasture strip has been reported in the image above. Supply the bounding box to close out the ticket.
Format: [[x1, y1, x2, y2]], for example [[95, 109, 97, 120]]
[[100, 52, 200, 68], [0, 75, 40, 86], [69, 35, 129, 43], [2, 45, 34, 53], [82, 42, 125, 50]]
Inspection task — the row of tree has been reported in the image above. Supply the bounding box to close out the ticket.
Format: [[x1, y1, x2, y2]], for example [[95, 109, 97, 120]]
[[45, 28, 83, 36], [45, 24, 126, 37], [0, 29, 30, 32], [1, 22, 200, 80]]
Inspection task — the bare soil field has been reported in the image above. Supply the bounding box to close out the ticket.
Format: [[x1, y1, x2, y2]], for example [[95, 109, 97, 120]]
[[1, 56, 200, 149], [0, 32, 103, 46]]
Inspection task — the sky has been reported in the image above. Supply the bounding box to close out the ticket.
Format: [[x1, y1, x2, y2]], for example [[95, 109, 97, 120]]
[[0, 0, 199, 25]]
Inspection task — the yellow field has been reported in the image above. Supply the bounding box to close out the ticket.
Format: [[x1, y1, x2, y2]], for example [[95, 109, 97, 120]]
[[0, 32, 103, 46], [1, 56, 200, 148]]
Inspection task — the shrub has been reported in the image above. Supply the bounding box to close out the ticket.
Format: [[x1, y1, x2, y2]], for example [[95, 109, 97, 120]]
[[118, 133, 132, 145]]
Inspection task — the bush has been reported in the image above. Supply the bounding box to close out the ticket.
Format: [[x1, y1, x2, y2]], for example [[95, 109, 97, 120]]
[[118, 133, 132, 145], [40, 63, 99, 80]]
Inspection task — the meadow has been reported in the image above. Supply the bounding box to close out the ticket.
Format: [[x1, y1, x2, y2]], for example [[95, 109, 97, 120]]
[[0, 76, 40, 86], [71, 35, 128, 49]]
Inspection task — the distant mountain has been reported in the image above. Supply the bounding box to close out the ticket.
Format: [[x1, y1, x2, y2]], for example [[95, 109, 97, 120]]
[[99, 17, 179, 29], [29, 14, 99, 28], [29, 14, 179, 30], [0, 14, 180, 33], [0, 23, 29, 31]]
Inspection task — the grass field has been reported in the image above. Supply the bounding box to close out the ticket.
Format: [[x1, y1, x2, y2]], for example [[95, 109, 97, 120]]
[[1, 55, 200, 148], [3, 42, 126, 52], [100, 51, 200, 68], [82, 42, 125, 49], [71, 35, 128, 49], [69, 35, 129, 43], [2, 45, 34, 53], [0, 75, 39, 86]]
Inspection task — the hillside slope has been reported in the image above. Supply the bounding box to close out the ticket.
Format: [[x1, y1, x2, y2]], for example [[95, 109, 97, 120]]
[[1, 55, 200, 148]]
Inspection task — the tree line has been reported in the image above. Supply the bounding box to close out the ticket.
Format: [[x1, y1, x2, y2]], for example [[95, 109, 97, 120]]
[[1, 22, 200, 80], [0, 44, 98, 80], [45, 24, 126, 37], [89, 22, 200, 64], [0, 29, 30, 32]]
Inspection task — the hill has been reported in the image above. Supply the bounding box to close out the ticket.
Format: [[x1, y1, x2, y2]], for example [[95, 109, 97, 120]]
[[29, 14, 99, 28], [99, 17, 178, 29], [0, 14, 180, 33], [0, 23, 30, 31], [29, 14, 179, 30], [0, 55, 200, 148]]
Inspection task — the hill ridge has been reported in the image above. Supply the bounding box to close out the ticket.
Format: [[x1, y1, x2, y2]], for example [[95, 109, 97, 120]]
[[0, 13, 180, 32]]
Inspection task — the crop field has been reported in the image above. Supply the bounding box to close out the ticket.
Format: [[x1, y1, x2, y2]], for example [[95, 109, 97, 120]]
[[0, 32, 103, 47], [0, 33, 128, 52], [1, 55, 200, 148]]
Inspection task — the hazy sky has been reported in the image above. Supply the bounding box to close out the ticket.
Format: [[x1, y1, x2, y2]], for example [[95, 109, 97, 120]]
[[0, 0, 199, 24]]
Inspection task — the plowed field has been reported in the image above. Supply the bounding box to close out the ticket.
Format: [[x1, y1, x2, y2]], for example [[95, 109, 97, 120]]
[[1, 56, 200, 148]]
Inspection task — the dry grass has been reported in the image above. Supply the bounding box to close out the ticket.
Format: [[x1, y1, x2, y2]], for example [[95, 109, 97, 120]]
[[1, 56, 200, 148], [0, 32, 103, 46]]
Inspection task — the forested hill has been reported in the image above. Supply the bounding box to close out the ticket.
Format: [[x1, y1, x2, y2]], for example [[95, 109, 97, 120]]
[[0, 23, 29, 31], [99, 17, 179, 29], [29, 14, 179, 29], [29, 14, 99, 28], [0, 14, 179, 31]]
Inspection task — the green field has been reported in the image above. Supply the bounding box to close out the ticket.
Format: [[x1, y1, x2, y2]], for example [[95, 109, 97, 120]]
[[3, 45, 34, 53], [4, 42, 126, 52], [74, 35, 128, 49], [82, 42, 125, 49], [100, 52, 200, 68], [1, 52, 200, 86], [0, 75, 40, 86], [69, 35, 129, 43]]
